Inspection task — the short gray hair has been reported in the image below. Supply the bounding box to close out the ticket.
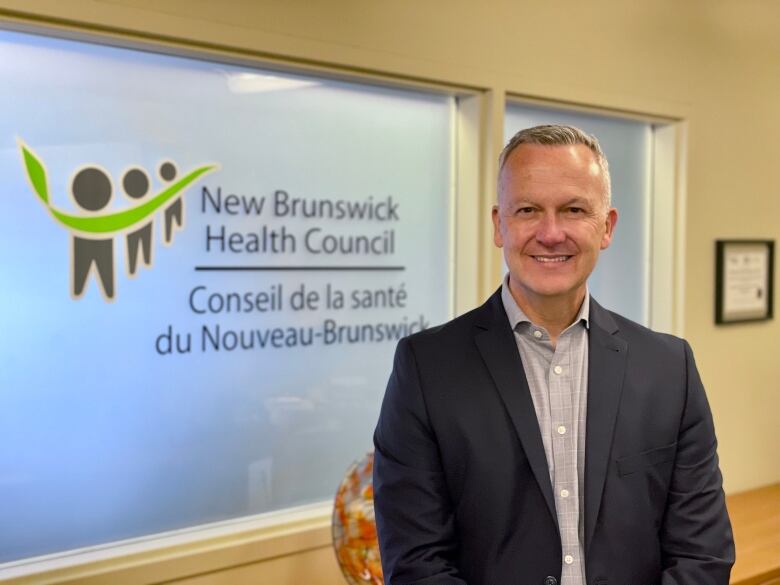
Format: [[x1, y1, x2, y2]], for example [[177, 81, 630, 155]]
[[499, 124, 612, 207]]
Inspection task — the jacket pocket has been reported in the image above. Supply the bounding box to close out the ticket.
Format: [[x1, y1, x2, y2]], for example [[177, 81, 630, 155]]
[[616, 442, 677, 477]]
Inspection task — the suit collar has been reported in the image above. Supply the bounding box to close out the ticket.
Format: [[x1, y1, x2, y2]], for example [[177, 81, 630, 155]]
[[588, 296, 620, 337], [474, 287, 506, 331]]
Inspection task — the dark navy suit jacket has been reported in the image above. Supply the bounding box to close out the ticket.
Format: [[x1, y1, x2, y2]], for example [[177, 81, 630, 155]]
[[373, 290, 734, 585]]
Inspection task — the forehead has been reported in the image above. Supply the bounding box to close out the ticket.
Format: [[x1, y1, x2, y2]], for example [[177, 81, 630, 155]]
[[499, 143, 604, 202]]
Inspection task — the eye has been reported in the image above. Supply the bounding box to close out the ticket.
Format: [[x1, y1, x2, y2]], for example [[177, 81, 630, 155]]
[[516, 206, 535, 215], [567, 206, 585, 214]]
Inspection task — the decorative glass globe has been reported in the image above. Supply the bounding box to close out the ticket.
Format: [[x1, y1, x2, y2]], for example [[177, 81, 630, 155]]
[[332, 451, 384, 584]]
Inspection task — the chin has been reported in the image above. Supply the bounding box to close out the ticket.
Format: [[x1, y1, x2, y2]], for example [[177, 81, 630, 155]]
[[510, 275, 584, 301]]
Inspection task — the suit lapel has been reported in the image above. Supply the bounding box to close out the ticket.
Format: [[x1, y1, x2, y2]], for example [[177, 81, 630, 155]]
[[474, 292, 558, 530], [584, 300, 628, 552]]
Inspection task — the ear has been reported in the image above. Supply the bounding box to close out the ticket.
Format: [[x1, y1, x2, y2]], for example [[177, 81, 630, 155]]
[[492, 205, 503, 248], [600, 207, 618, 250]]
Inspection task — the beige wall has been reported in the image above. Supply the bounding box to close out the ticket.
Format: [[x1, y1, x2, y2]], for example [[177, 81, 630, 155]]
[[1, 1, 778, 583]]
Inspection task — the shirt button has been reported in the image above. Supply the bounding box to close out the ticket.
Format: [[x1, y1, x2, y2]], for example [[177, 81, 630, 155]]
[[557, 425, 566, 435], [533, 330, 542, 338], [560, 489, 569, 498], [553, 365, 563, 375], [564, 554, 574, 565]]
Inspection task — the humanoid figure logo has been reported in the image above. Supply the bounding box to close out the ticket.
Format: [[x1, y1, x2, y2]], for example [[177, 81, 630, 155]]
[[19, 139, 217, 301]]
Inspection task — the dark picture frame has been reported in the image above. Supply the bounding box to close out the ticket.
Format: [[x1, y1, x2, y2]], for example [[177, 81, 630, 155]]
[[715, 239, 774, 324]]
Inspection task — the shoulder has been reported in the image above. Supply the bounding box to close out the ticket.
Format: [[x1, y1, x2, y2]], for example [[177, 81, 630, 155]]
[[399, 291, 502, 356], [411, 302, 487, 340], [592, 298, 691, 361]]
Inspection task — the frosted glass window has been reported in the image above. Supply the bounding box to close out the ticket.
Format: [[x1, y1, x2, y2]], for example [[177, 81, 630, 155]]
[[504, 103, 651, 324], [0, 30, 453, 563]]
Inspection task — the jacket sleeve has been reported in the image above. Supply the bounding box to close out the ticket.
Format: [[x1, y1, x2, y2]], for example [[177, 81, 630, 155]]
[[660, 340, 735, 584], [373, 337, 467, 585]]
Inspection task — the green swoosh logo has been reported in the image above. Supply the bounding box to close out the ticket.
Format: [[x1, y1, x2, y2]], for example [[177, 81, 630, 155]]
[[19, 140, 217, 234], [21, 144, 49, 204]]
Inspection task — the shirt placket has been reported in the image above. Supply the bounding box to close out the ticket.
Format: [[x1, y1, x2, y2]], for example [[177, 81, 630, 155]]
[[550, 333, 580, 585]]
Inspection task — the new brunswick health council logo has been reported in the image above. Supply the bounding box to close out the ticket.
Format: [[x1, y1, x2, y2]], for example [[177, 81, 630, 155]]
[[18, 140, 217, 301]]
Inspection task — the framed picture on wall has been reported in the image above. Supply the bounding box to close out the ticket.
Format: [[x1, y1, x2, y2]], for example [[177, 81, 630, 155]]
[[715, 239, 775, 324]]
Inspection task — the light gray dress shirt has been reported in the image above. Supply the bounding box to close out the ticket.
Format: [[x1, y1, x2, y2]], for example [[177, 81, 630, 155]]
[[501, 279, 589, 585]]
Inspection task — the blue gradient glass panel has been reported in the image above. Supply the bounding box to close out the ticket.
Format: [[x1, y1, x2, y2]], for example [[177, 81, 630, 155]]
[[0, 30, 453, 562], [504, 104, 651, 324]]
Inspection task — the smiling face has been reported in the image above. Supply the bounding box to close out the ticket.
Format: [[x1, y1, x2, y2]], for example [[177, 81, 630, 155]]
[[493, 143, 618, 311]]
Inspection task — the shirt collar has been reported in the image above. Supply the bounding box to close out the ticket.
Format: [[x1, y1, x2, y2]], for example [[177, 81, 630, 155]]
[[500, 274, 590, 331]]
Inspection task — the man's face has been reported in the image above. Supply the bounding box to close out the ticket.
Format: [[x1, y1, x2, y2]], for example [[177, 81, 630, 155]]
[[492, 143, 618, 307]]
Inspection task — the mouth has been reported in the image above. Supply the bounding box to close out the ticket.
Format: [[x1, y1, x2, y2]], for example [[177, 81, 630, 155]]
[[530, 255, 573, 263]]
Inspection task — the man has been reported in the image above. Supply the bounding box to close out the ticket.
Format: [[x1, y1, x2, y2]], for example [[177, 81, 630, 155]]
[[373, 125, 734, 585]]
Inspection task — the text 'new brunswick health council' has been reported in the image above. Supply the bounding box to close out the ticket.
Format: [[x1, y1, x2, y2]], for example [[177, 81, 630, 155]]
[[201, 188, 400, 255]]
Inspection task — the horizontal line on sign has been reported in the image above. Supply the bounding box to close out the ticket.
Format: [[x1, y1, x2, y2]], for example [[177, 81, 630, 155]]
[[194, 266, 406, 272]]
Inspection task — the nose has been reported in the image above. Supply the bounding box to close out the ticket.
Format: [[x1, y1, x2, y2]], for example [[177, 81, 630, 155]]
[[535, 212, 566, 247]]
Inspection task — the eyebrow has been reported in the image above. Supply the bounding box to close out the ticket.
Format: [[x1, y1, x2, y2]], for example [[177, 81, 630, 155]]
[[562, 197, 592, 207], [504, 196, 593, 208]]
